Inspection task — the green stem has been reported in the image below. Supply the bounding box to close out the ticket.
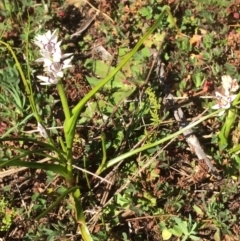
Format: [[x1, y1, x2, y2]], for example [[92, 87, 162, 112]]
[[57, 82, 73, 178], [95, 132, 107, 175], [57, 82, 71, 120], [73, 188, 93, 241], [219, 93, 240, 149]]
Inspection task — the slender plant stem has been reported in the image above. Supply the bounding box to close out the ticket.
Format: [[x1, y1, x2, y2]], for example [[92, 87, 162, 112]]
[[73, 188, 93, 241], [57, 82, 73, 178], [57, 82, 71, 120], [95, 132, 107, 175]]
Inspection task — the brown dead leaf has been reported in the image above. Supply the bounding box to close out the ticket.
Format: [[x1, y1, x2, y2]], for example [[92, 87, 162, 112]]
[[190, 34, 202, 47]]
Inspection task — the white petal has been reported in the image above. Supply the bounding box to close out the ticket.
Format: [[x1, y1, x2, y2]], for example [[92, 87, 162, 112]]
[[224, 89, 230, 96], [35, 57, 46, 63], [37, 75, 50, 82], [218, 110, 225, 116], [56, 71, 64, 78], [55, 41, 62, 50], [62, 56, 73, 69], [212, 103, 220, 110], [37, 122, 48, 138], [52, 52, 62, 62], [222, 101, 230, 109], [230, 94, 237, 102], [222, 75, 232, 89], [215, 91, 224, 98], [42, 58, 53, 67], [221, 75, 232, 85], [221, 75, 239, 93], [34, 41, 45, 49], [49, 29, 58, 43], [37, 75, 59, 85], [34, 30, 59, 53], [61, 53, 73, 59], [230, 79, 239, 92]]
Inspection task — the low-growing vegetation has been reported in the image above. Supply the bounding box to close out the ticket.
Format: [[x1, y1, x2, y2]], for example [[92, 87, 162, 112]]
[[0, 0, 240, 240]]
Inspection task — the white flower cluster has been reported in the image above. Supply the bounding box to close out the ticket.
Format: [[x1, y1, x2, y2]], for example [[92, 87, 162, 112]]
[[212, 75, 239, 116], [34, 30, 73, 85]]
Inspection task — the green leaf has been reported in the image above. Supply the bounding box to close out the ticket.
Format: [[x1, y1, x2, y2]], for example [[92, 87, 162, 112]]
[[162, 228, 172, 240], [144, 32, 166, 48], [213, 228, 221, 241], [203, 34, 213, 49], [139, 6, 152, 19], [110, 88, 136, 104], [169, 225, 183, 237], [85, 59, 132, 91], [189, 235, 200, 241], [193, 71, 204, 88], [64, 6, 172, 149], [116, 194, 130, 207], [104, 110, 219, 171], [0, 158, 70, 181], [25, 162, 69, 180], [174, 218, 188, 235], [193, 205, 204, 216], [57, 186, 67, 194], [0, 137, 65, 160]]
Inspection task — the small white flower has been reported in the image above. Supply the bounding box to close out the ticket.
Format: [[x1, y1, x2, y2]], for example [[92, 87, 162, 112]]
[[37, 73, 59, 85], [43, 56, 73, 78], [212, 91, 237, 116], [36, 52, 73, 66], [39, 49, 62, 62], [221, 75, 239, 95], [43, 60, 64, 77], [61, 56, 73, 69], [37, 122, 48, 138], [41, 41, 62, 56], [34, 29, 59, 51]]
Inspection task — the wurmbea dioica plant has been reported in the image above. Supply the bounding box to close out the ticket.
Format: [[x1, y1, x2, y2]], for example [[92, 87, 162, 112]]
[[34, 30, 95, 239]]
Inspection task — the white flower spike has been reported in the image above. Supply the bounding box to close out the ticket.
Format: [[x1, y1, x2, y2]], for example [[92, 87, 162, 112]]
[[34, 29, 73, 86], [212, 91, 237, 116]]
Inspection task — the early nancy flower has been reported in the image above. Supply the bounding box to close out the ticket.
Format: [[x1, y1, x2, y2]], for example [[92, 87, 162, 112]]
[[212, 91, 237, 116], [42, 56, 73, 78], [34, 29, 60, 53], [34, 29, 73, 85]]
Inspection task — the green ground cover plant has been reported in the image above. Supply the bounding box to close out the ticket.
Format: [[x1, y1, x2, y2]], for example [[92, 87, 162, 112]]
[[0, 0, 240, 240]]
